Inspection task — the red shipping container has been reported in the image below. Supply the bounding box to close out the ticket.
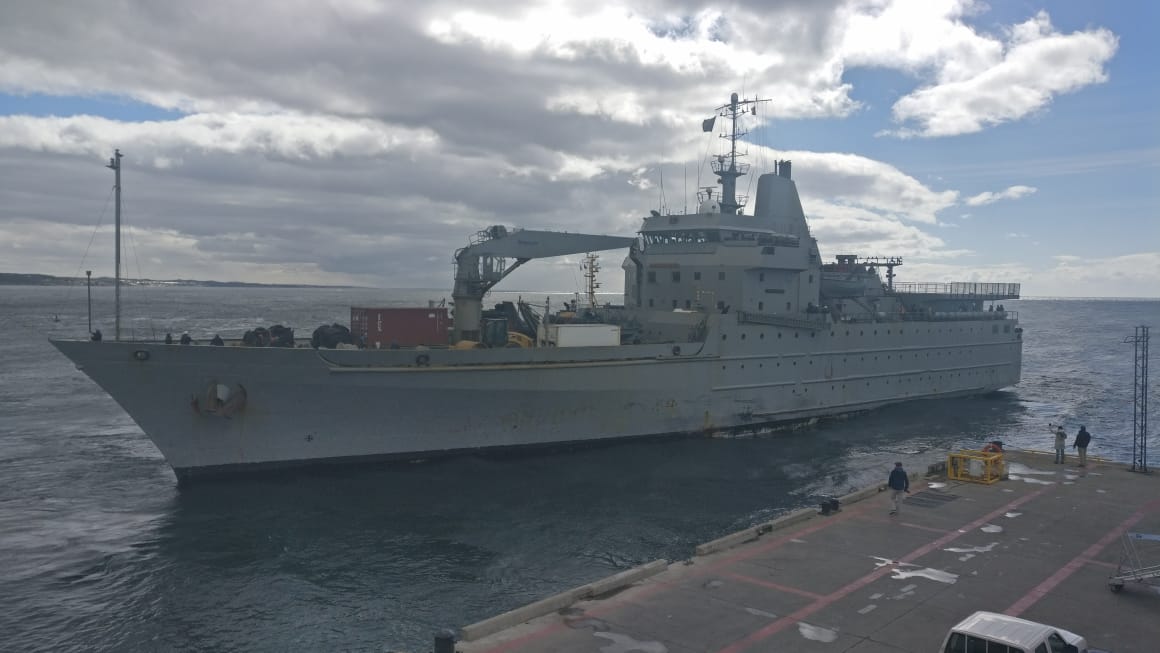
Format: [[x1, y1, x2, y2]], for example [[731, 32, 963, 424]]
[[350, 307, 450, 348]]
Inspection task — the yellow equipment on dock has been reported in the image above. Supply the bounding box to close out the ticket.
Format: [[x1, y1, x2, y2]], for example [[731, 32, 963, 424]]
[[947, 450, 1006, 485]]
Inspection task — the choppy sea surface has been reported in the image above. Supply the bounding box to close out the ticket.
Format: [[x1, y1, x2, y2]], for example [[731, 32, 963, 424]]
[[1, 286, 1156, 652]]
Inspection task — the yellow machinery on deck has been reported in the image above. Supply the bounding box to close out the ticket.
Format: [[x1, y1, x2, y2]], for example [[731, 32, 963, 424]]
[[947, 450, 1006, 485]]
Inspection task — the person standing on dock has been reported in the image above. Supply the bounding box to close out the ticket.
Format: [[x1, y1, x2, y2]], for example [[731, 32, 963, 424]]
[[1073, 426, 1092, 467], [1051, 424, 1067, 464], [887, 462, 909, 516]]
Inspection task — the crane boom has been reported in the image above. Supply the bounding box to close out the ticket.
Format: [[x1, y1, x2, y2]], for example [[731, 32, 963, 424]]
[[451, 226, 635, 342]]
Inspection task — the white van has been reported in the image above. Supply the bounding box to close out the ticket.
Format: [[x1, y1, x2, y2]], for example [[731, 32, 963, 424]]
[[941, 611, 1088, 653]]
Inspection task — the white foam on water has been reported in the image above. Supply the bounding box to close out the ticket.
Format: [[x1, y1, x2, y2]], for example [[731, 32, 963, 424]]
[[593, 632, 668, 653], [744, 607, 777, 619], [798, 623, 839, 643], [1006, 462, 1055, 476], [871, 556, 897, 569], [927, 482, 947, 489], [1004, 512, 1022, 518], [1088, 472, 1103, 476], [890, 567, 958, 584], [1063, 481, 1075, 485], [1097, 489, 1108, 493], [945, 542, 998, 554], [858, 604, 877, 614], [958, 553, 976, 562], [790, 538, 807, 544], [1002, 488, 1014, 493], [899, 584, 918, 593], [869, 593, 883, 600], [981, 524, 1004, 533], [1009, 474, 1055, 485], [1065, 474, 1078, 480]]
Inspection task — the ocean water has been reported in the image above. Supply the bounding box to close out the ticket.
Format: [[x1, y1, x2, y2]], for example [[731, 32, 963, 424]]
[[1, 286, 1156, 652]]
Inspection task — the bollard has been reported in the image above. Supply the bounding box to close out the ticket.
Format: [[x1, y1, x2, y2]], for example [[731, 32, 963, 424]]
[[819, 497, 840, 515], [433, 628, 456, 653]]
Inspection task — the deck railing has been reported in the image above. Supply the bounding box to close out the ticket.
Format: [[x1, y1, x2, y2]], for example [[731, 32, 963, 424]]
[[890, 282, 1020, 298]]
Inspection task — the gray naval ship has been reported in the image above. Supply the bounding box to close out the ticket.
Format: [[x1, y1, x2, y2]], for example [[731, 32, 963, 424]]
[[53, 94, 1022, 481]]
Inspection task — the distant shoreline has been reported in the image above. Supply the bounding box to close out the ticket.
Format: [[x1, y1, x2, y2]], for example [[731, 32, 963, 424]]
[[0, 272, 351, 289]]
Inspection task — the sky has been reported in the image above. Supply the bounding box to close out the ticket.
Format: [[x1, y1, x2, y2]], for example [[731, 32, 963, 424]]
[[0, 0, 1156, 298]]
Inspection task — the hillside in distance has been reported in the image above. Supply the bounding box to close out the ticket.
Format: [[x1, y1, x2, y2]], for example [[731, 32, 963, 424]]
[[0, 272, 347, 288]]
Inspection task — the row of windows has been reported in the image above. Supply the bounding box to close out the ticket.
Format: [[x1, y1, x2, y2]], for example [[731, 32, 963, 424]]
[[644, 271, 816, 285], [648, 270, 727, 282], [641, 230, 800, 246]]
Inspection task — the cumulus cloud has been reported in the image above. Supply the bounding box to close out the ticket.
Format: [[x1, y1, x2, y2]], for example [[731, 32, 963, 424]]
[[874, 9, 1118, 138], [964, 185, 1037, 206], [0, 1, 1139, 296]]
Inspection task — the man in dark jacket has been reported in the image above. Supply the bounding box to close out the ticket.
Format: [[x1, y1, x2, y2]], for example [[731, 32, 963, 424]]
[[888, 462, 910, 515], [1073, 426, 1092, 467]]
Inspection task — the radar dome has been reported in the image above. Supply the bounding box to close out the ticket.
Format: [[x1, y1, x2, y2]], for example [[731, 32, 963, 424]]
[[698, 198, 721, 214]]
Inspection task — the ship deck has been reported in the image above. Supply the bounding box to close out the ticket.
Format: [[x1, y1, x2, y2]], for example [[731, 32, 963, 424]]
[[454, 451, 1158, 653]]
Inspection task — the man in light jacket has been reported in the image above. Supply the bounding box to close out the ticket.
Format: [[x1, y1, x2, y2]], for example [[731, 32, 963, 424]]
[[1051, 425, 1067, 464]]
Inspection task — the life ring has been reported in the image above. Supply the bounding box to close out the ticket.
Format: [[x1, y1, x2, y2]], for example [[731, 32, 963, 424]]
[[415, 354, 430, 367]]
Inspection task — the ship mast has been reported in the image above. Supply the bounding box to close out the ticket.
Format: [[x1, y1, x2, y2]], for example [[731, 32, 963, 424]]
[[706, 93, 769, 215], [582, 252, 601, 308], [106, 149, 123, 341]]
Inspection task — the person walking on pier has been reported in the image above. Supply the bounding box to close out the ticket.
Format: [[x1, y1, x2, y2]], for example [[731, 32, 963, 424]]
[[887, 462, 909, 516], [1051, 424, 1067, 464], [1073, 426, 1092, 467]]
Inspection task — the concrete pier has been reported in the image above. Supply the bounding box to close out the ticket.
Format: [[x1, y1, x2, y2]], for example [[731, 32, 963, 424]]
[[457, 452, 1159, 652]]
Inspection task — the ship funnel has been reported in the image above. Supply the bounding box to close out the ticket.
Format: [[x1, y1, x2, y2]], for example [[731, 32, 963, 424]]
[[777, 160, 792, 179]]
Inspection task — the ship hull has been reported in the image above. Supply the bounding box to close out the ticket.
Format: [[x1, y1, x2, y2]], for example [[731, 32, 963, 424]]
[[52, 314, 1022, 480]]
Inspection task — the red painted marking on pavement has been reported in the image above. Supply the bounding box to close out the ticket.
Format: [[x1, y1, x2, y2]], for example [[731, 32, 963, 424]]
[[722, 572, 825, 600], [1004, 498, 1160, 617], [714, 487, 1051, 653]]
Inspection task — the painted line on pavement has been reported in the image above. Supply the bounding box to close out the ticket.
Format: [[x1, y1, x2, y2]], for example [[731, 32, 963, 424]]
[[714, 487, 1051, 653], [1004, 498, 1160, 617]]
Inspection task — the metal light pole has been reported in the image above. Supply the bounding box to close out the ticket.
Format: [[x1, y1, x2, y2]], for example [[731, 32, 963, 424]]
[[86, 270, 92, 335], [106, 149, 122, 341]]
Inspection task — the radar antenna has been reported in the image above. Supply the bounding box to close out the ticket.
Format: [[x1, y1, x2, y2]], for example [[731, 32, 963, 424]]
[[700, 92, 770, 215]]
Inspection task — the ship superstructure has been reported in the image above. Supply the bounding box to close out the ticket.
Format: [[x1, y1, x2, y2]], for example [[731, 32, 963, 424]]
[[52, 93, 1022, 481]]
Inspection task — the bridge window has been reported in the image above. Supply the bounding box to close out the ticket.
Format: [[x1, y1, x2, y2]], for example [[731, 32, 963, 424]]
[[685, 300, 691, 309], [672, 300, 678, 309], [647, 271, 656, 283], [694, 271, 701, 281], [719, 271, 726, 281], [759, 272, 765, 282], [758, 302, 764, 311], [672, 271, 681, 282]]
